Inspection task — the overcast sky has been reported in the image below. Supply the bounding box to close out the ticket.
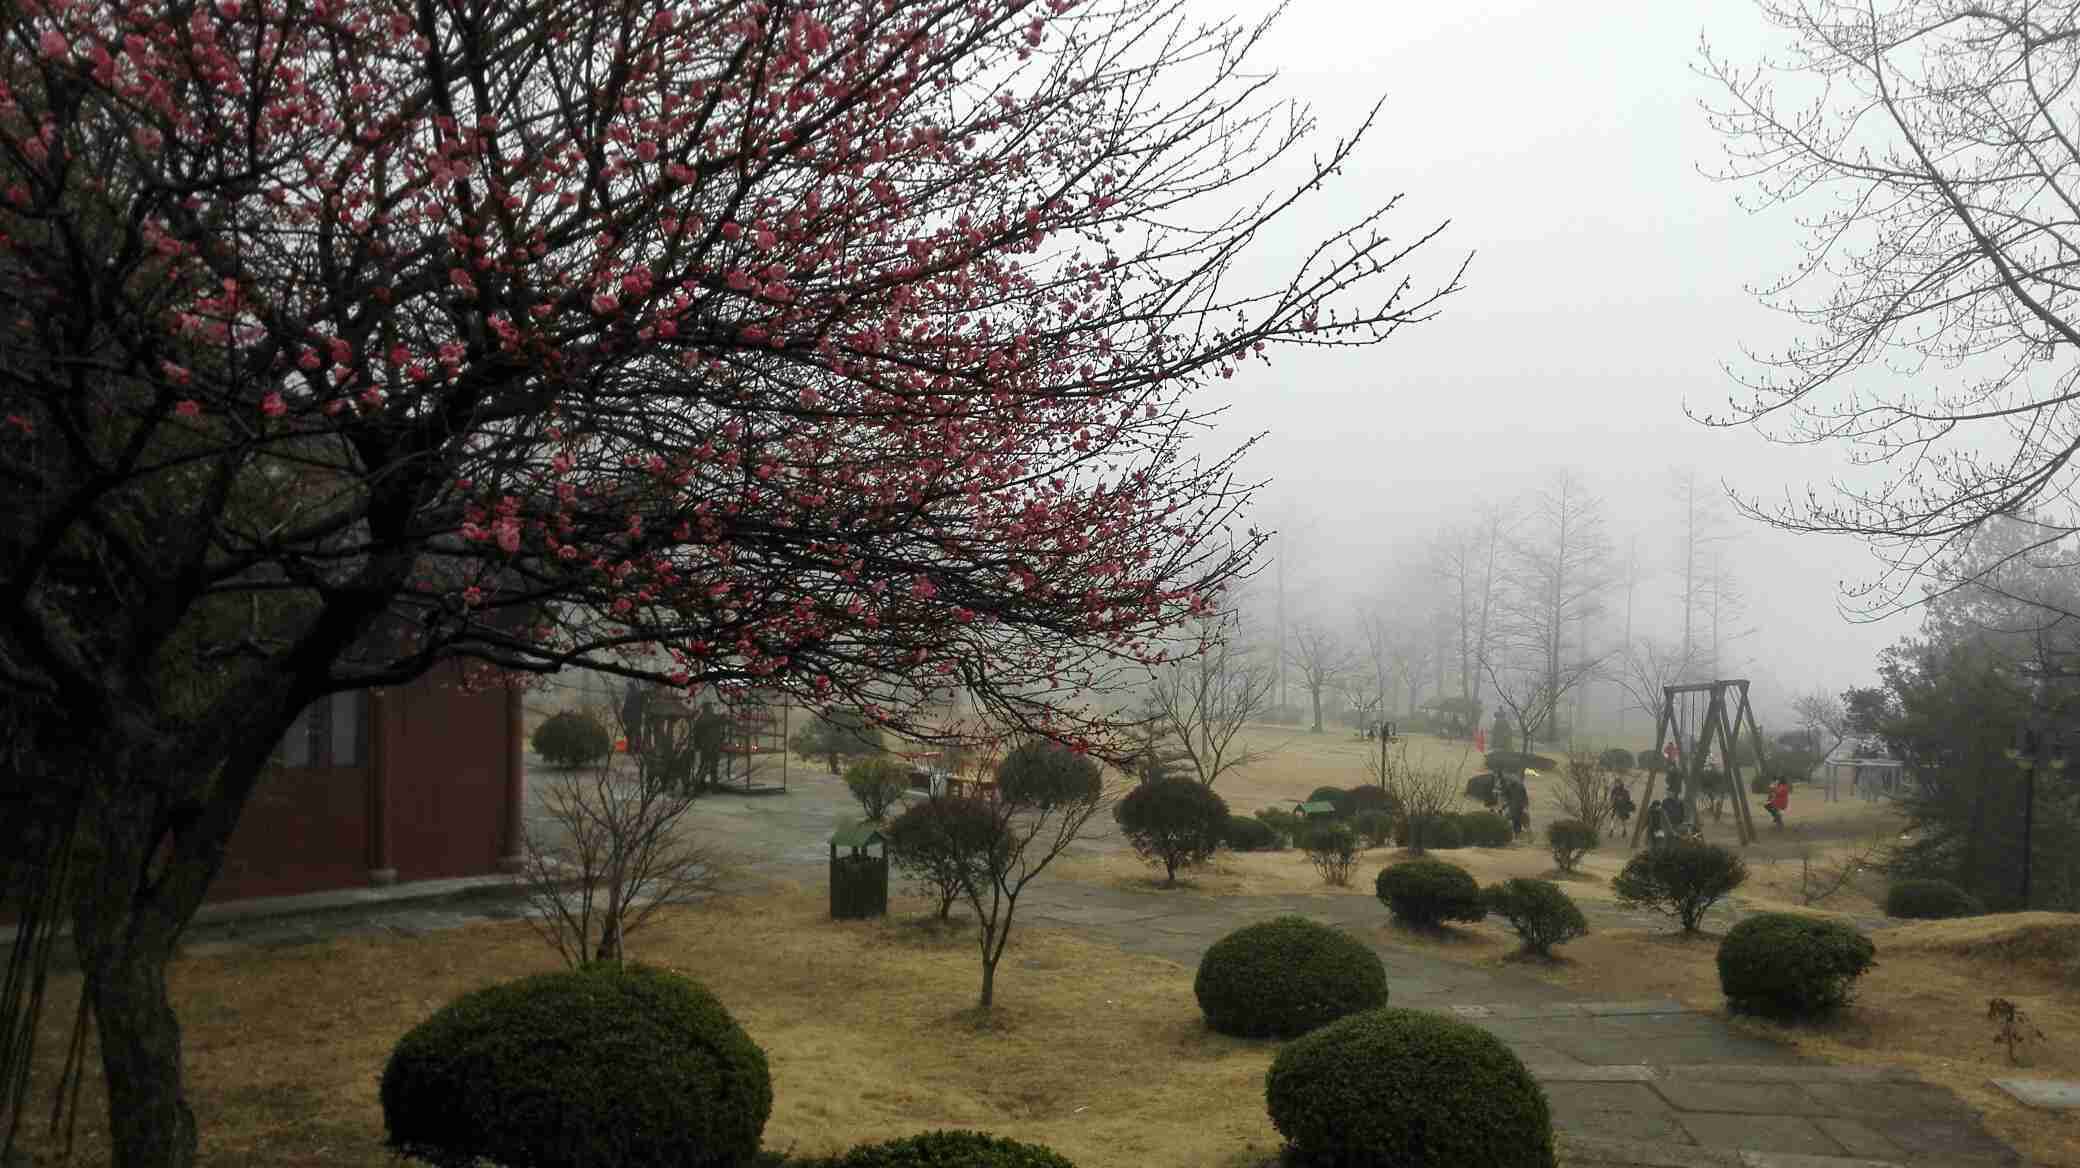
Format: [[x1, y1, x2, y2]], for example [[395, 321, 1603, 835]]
[[1180, 0, 1915, 709]]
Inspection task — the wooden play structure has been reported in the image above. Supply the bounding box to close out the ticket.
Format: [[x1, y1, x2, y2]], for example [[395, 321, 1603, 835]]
[[1628, 680, 1770, 849]]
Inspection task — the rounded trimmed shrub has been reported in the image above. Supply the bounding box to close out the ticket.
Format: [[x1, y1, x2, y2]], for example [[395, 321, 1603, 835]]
[[1612, 837, 1748, 932], [1423, 815, 1464, 850], [1717, 913, 1876, 1017], [996, 739, 1103, 808], [1375, 858, 1485, 928], [1345, 785, 1397, 817], [1193, 915, 1389, 1038], [1464, 773, 1499, 806], [1635, 749, 1666, 774], [799, 1130, 1076, 1168], [1884, 878, 1984, 920], [1483, 878, 1588, 956], [1598, 748, 1634, 773], [1545, 818, 1597, 872], [1351, 809, 1395, 848], [1265, 1006, 1555, 1168], [381, 963, 771, 1168], [1457, 810, 1513, 847], [1306, 786, 1354, 816], [531, 710, 612, 769], [1116, 778, 1230, 883], [1223, 814, 1280, 852]]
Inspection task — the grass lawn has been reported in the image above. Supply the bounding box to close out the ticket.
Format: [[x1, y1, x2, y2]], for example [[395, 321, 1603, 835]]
[[16, 884, 1292, 1168], [17, 721, 2079, 1166]]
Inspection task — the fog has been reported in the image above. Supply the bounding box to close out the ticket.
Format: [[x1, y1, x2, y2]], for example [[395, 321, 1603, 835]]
[[1175, 0, 1914, 728]]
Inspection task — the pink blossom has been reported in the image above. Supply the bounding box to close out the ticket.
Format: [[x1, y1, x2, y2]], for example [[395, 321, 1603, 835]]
[[173, 400, 201, 418], [38, 29, 67, 60], [20, 138, 46, 166], [591, 292, 620, 315], [161, 361, 191, 386], [132, 127, 163, 154], [297, 348, 320, 370], [260, 391, 287, 417], [493, 517, 521, 554], [635, 140, 659, 162], [461, 586, 483, 607]]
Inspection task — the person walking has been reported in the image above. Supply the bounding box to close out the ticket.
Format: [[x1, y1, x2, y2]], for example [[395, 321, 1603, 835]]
[[1660, 793, 1687, 839], [1644, 801, 1668, 852], [1767, 778, 1791, 828], [1610, 778, 1634, 829]]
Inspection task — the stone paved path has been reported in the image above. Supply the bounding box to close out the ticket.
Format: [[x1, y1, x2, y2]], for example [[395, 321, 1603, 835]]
[[172, 756, 2019, 1167]]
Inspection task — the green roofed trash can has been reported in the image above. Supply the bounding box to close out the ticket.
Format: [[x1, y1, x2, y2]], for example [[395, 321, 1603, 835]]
[[829, 821, 889, 920]]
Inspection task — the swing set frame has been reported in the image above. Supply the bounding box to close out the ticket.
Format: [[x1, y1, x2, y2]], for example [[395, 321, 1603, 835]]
[[1628, 679, 1771, 849]]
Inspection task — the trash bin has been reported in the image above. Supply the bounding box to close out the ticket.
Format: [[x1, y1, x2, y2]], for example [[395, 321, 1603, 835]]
[[829, 821, 889, 920]]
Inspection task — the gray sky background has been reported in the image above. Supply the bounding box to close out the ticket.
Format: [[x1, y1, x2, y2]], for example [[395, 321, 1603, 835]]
[[1183, 0, 1915, 714]]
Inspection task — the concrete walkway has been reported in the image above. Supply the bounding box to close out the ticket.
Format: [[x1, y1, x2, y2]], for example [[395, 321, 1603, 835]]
[[170, 757, 2018, 1167]]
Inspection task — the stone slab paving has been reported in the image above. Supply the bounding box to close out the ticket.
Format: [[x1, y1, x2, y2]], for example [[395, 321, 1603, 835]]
[[1990, 1078, 2080, 1109]]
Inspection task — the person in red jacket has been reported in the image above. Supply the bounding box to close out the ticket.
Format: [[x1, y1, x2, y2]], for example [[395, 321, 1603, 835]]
[[1766, 778, 1791, 828]]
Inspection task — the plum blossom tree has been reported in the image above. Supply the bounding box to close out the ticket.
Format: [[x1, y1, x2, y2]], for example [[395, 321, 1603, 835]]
[[0, 0, 1462, 1163]]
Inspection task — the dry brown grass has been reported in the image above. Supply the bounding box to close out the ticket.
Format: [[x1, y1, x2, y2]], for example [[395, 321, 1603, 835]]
[[15, 883, 1292, 1168]]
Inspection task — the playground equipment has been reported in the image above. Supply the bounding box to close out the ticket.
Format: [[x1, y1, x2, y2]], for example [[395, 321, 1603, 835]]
[[1629, 680, 1770, 849]]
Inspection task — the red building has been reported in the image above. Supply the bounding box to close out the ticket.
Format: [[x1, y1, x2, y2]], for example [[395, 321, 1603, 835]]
[[209, 617, 530, 903]]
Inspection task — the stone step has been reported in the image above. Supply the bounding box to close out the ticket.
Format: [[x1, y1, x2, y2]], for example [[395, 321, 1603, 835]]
[[1533, 1063, 1924, 1085], [1558, 1133, 2011, 1168]]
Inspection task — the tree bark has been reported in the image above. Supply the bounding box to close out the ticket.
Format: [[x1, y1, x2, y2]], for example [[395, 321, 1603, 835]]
[[89, 944, 195, 1168], [71, 792, 201, 1168]]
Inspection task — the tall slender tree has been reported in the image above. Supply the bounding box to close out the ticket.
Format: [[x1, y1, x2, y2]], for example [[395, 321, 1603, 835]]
[[1501, 471, 1615, 747]]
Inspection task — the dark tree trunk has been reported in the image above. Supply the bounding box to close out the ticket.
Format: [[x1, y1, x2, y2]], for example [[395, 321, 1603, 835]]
[[71, 794, 202, 1168], [89, 944, 195, 1168]]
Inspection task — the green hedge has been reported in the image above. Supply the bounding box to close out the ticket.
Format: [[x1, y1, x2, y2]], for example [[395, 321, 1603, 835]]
[[1717, 913, 1876, 1017], [1265, 1007, 1555, 1168], [1457, 810, 1513, 847], [1611, 837, 1747, 932], [1375, 859, 1485, 928], [1884, 878, 1984, 920], [1223, 814, 1280, 852], [1193, 916, 1389, 1039], [1545, 819, 1596, 873], [532, 710, 612, 769], [381, 963, 771, 1168], [1482, 879, 1587, 957]]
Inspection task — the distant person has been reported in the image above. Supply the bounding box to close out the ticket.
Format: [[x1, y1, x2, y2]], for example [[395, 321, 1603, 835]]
[[1767, 778, 1791, 828], [1661, 793, 1686, 834], [692, 703, 728, 791], [1610, 778, 1634, 828], [1504, 777, 1530, 836], [620, 681, 649, 756], [1644, 802, 1668, 852]]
